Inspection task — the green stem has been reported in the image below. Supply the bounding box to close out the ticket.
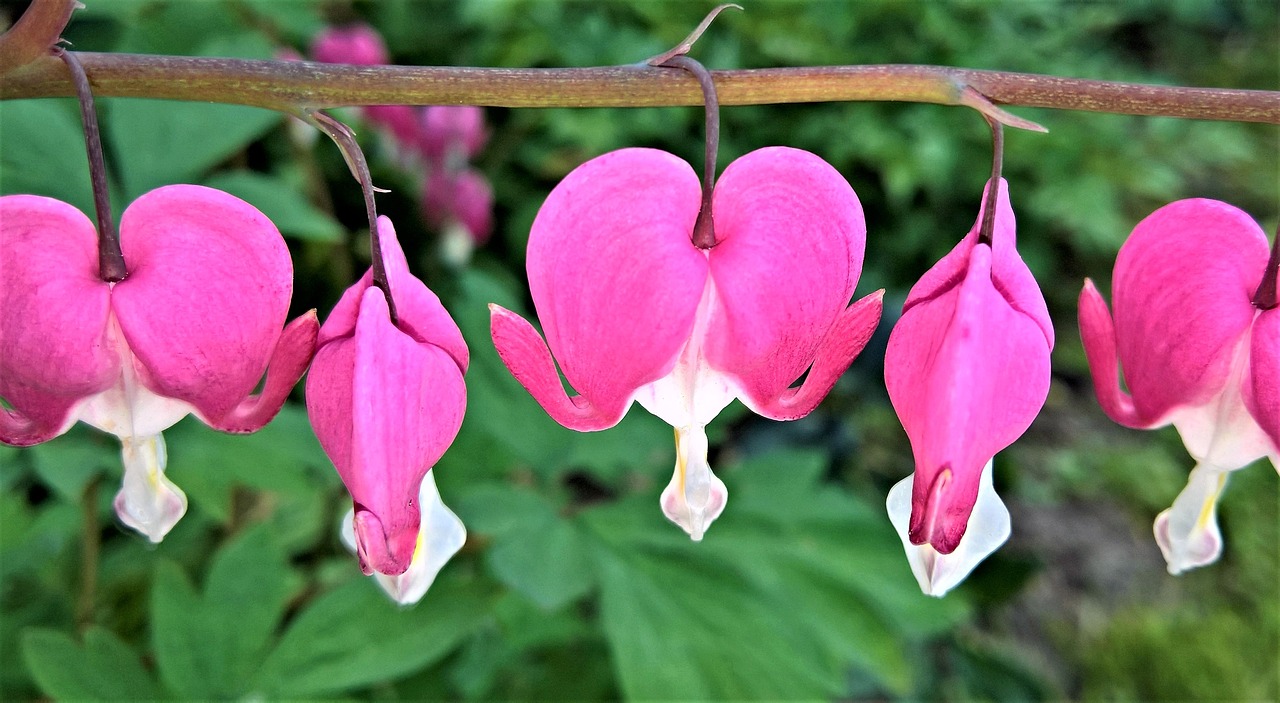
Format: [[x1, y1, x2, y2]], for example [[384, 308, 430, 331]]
[[2, 54, 1277, 123], [0, 0, 77, 74], [76, 476, 101, 632]]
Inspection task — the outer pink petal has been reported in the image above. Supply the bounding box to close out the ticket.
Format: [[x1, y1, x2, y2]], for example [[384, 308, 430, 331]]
[[351, 288, 466, 575], [0, 196, 116, 445], [1079, 279, 1145, 427], [704, 147, 867, 416], [1245, 308, 1280, 455], [1108, 199, 1266, 424], [112, 185, 293, 424], [207, 311, 318, 433], [306, 336, 356, 477], [497, 148, 707, 431]]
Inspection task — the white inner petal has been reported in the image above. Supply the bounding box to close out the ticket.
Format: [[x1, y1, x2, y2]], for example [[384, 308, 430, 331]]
[[632, 273, 736, 541], [1154, 463, 1228, 575], [1169, 322, 1272, 471], [113, 432, 187, 543], [887, 459, 1009, 597], [341, 471, 466, 605]]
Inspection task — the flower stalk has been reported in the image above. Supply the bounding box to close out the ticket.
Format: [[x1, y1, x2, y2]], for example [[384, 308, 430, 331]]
[[1252, 228, 1279, 310]]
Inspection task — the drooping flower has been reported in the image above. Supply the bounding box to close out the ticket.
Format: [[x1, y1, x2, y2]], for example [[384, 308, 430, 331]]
[[883, 179, 1053, 596], [1079, 198, 1278, 574], [306, 216, 468, 581], [0, 186, 318, 541], [420, 106, 488, 166], [309, 23, 389, 66], [424, 168, 494, 249], [490, 147, 882, 539]]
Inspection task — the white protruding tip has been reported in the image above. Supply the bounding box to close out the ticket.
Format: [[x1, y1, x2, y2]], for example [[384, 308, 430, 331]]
[[341, 471, 466, 605], [660, 425, 727, 541], [1154, 464, 1227, 575], [114, 433, 187, 543], [886, 459, 1009, 597]]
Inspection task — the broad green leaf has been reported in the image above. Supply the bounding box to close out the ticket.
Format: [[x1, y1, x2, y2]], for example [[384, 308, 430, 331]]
[[0, 99, 105, 217], [151, 526, 296, 698], [21, 627, 163, 700], [203, 170, 344, 242], [253, 572, 493, 697], [107, 35, 283, 199], [27, 425, 115, 503]]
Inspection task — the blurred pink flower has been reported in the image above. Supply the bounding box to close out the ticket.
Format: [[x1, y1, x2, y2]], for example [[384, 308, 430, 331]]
[[490, 147, 882, 539], [420, 106, 488, 165], [306, 217, 468, 580], [884, 179, 1053, 596], [0, 187, 317, 542], [1079, 198, 1278, 574], [309, 23, 389, 66], [423, 167, 494, 245]]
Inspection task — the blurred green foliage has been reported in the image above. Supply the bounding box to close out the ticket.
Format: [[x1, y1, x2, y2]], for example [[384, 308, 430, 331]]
[[1, 0, 1277, 700]]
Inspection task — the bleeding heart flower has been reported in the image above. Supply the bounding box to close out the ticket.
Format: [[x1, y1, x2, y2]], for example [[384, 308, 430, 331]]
[[884, 179, 1053, 596], [306, 216, 468, 579], [1079, 198, 1278, 574], [0, 186, 318, 542], [424, 167, 494, 252], [490, 147, 882, 540]]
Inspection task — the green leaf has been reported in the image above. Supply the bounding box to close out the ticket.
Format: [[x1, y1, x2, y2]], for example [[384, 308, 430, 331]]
[[203, 170, 344, 242], [253, 572, 493, 697], [151, 526, 296, 698], [22, 627, 163, 699], [27, 425, 115, 503], [0, 99, 105, 217], [107, 36, 283, 199], [455, 484, 595, 609], [582, 449, 969, 699]]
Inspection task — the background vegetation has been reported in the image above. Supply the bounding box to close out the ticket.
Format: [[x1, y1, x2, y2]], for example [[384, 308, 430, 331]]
[[1, 0, 1277, 699]]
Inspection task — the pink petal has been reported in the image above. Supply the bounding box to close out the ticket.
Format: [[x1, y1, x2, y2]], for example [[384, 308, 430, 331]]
[[0, 195, 116, 445], [704, 147, 870, 417], [112, 185, 295, 425], [420, 105, 487, 163], [310, 23, 389, 66], [1105, 199, 1266, 425], [1078, 279, 1144, 427], [207, 311, 319, 433], [1245, 308, 1280, 455], [885, 183, 1051, 554], [308, 287, 466, 576], [493, 148, 708, 431]]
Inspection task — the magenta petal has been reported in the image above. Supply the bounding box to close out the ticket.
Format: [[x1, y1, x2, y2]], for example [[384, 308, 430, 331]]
[[112, 185, 294, 423], [377, 217, 468, 371], [704, 147, 867, 413], [208, 311, 319, 433], [747, 291, 884, 420], [1079, 279, 1145, 427], [1246, 308, 1280, 454], [505, 148, 708, 429], [306, 337, 357, 475], [0, 195, 116, 445], [1107, 199, 1266, 424]]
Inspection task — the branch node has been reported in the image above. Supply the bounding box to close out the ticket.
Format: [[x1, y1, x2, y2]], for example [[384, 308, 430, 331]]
[[646, 3, 743, 66]]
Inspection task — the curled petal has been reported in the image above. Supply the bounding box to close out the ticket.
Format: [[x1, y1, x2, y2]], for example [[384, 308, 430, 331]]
[[1154, 464, 1228, 574], [503, 148, 708, 428], [112, 185, 294, 424], [113, 433, 187, 543], [706, 147, 867, 412], [0, 195, 115, 444], [660, 425, 727, 541], [208, 311, 318, 433], [1107, 199, 1267, 424], [1079, 279, 1145, 427], [341, 471, 466, 605], [888, 459, 1009, 597]]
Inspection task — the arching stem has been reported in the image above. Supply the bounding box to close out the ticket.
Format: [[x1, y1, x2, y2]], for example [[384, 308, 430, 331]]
[[977, 112, 1005, 247], [658, 55, 720, 249], [1253, 227, 1279, 310], [58, 49, 126, 282], [311, 111, 399, 325]]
